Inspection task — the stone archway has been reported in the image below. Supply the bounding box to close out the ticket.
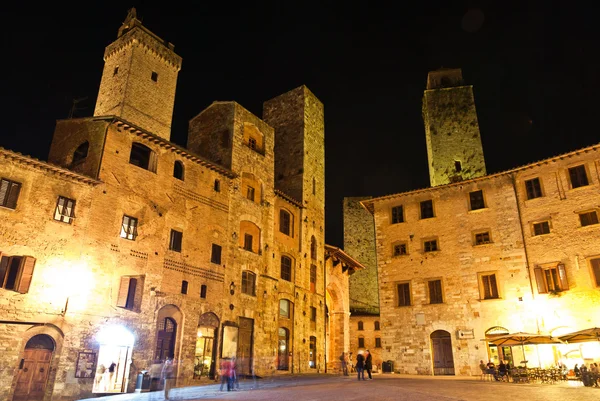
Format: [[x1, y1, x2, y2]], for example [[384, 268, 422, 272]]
[[325, 283, 346, 373], [14, 334, 55, 401], [431, 330, 455, 375]]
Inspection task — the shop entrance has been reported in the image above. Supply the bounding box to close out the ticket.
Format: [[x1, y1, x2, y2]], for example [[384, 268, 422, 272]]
[[14, 334, 55, 401], [194, 312, 219, 380], [277, 327, 289, 370], [92, 326, 134, 393]]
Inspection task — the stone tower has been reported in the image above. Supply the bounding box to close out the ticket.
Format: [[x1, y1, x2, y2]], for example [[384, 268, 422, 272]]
[[93, 8, 182, 140], [344, 197, 379, 313], [422, 68, 486, 186]]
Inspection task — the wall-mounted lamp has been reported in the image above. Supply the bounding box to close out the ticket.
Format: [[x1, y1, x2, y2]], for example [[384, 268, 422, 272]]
[[232, 232, 238, 240], [230, 281, 236, 295]]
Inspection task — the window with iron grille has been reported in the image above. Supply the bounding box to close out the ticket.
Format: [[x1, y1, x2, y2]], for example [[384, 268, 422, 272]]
[[391, 205, 404, 224], [569, 165, 589, 188], [0, 178, 22, 209], [469, 190, 485, 210], [54, 196, 75, 224], [533, 221, 550, 236], [169, 229, 182, 252], [248, 137, 257, 149], [242, 271, 256, 296], [525, 178, 543, 199], [481, 274, 499, 299], [420, 200, 434, 219], [281, 256, 292, 281], [579, 211, 599, 227], [428, 279, 443, 304], [120, 215, 138, 240], [397, 282, 411, 306]]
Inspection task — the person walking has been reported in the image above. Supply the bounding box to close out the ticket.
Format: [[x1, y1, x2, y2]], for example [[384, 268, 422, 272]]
[[161, 358, 175, 400], [355, 350, 365, 381], [219, 358, 231, 391], [339, 352, 349, 376], [364, 350, 373, 380]]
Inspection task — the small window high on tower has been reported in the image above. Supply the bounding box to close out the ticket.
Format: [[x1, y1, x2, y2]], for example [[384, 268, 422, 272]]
[[151, 71, 158, 82], [454, 161, 462, 172]]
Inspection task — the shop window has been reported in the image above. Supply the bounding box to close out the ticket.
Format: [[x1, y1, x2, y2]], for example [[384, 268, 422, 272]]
[[534, 264, 569, 294], [569, 165, 589, 188], [54, 196, 75, 224], [0, 254, 36, 293], [469, 190, 485, 210], [310, 264, 316, 292], [72, 141, 89, 166], [129, 143, 157, 173], [169, 229, 182, 252], [397, 282, 411, 306], [420, 200, 434, 219], [173, 161, 184, 180], [211, 244, 222, 264], [281, 256, 292, 281], [116, 276, 143, 311], [525, 177, 543, 199], [0, 178, 21, 209], [200, 284, 207, 299], [358, 321, 364, 331], [479, 273, 499, 300], [242, 271, 256, 296], [120, 215, 138, 240], [428, 279, 443, 304], [391, 205, 404, 224]]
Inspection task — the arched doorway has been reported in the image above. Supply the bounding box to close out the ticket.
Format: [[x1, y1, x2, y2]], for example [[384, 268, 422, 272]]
[[485, 326, 512, 366], [194, 312, 219, 380], [14, 334, 55, 400], [156, 317, 177, 361], [431, 330, 454, 375], [93, 325, 135, 393]]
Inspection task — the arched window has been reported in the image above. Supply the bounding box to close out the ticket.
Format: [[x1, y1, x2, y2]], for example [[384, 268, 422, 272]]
[[281, 256, 292, 281], [242, 271, 256, 296], [155, 317, 177, 361], [310, 236, 317, 260], [129, 142, 157, 172], [181, 280, 188, 295], [374, 321, 380, 331], [358, 321, 364, 331], [173, 160, 184, 180], [200, 284, 207, 299], [72, 141, 89, 166]]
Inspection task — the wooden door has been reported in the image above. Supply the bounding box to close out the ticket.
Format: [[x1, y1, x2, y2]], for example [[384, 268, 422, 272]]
[[14, 349, 52, 400], [155, 318, 176, 361], [277, 328, 289, 370], [237, 318, 254, 376], [431, 331, 455, 375]]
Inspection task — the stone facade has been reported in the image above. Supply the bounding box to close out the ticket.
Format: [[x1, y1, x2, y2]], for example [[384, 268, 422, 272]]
[[353, 69, 600, 377], [0, 11, 359, 401]]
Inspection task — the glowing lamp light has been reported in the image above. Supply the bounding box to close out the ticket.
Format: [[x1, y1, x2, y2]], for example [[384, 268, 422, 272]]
[[96, 325, 135, 346]]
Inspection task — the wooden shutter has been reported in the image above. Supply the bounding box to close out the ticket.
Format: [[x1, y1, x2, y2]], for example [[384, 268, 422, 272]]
[[534, 267, 548, 294], [116, 277, 131, 307], [17, 256, 36, 294], [592, 259, 600, 287], [0, 252, 7, 287], [557, 263, 569, 290], [0, 180, 8, 205], [6, 182, 21, 209]]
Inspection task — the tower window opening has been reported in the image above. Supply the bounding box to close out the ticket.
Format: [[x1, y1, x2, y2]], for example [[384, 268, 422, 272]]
[[151, 72, 158, 82], [113, 67, 119, 76], [455, 161, 462, 172]]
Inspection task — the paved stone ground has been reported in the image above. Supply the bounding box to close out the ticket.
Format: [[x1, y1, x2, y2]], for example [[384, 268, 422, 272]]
[[80, 373, 600, 401]]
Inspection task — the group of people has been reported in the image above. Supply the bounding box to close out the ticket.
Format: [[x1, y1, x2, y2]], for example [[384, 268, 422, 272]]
[[574, 363, 600, 387], [479, 359, 511, 381], [218, 357, 240, 391], [344, 350, 373, 380]]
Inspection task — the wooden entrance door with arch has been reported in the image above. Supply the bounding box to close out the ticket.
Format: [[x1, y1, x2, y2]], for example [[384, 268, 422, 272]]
[[431, 330, 455, 375], [14, 334, 55, 401]]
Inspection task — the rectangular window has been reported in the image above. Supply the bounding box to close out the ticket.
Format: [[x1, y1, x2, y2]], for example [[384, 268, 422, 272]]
[[397, 282, 411, 306], [469, 190, 485, 210], [169, 229, 183, 252], [423, 239, 438, 252], [248, 137, 257, 149], [151, 71, 158, 82], [533, 221, 550, 236], [53, 196, 75, 224], [0, 255, 36, 293], [211, 244, 222, 264], [525, 178, 543, 199], [310, 306, 317, 330], [280, 210, 291, 235], [181, 280, 188, 295], [116, 276, 141, 310], [534, 264, 569, 293], [579, 211, 599, 227], [591, 258, 600, 287], [310, 264, 317, 292], [214, 179, 221, 192], [420, 200, 434, 219], [569, 165, 589, 188], [242, 271, 256, 296], [391, 205, 404, 224], [358, 338, 365, 348], [481, 273, 499, 299], [474, 231, 491, 245], [279, 299, 291, 318], [200, 284, 207, 299], [393, 243, 407, 256], [0, 178, 22, 210], [243, 234, 253, 251], [281, 257, 292, 282], [375, 338, 382, 348], [428, 279, 443, 304], [247, 186, 255, 201], [120, 215, 138, 240]]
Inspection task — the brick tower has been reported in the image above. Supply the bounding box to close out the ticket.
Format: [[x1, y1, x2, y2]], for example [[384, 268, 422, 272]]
[[422, 68, 486, 186], [93, 8, 182, 140]]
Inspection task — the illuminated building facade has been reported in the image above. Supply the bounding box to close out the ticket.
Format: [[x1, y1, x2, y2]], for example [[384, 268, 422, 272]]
[[0, 10, 362, 401], [356, 68, 600, 376]]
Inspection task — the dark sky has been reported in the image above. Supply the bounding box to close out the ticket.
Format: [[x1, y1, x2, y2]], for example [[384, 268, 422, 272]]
[[1, 3, 598, 248]]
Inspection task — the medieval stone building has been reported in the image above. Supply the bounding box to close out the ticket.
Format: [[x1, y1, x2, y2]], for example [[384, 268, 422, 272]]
[[350, 68, 600, 376], [0, 10, 362, 401]]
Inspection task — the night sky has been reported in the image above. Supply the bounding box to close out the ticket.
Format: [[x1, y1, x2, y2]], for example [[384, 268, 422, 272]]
[[1, 3, 598, 248]]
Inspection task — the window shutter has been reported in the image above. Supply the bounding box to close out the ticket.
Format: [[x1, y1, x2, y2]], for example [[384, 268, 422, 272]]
[[557, 263, 569, 290], [592, 259, 600, 287], [117, 276, 131, 307], [490, 274, 498, 298], [534, 267, 547, 294], [6, 182, 21, 209], [0, 253, 7, 287], [16, 256, 36, 294]]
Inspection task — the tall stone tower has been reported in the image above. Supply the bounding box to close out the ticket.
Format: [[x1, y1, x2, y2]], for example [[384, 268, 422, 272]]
[[263, 85, 325, 276], [422, 68, 486, 186], [93, 8, 182, 141]]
